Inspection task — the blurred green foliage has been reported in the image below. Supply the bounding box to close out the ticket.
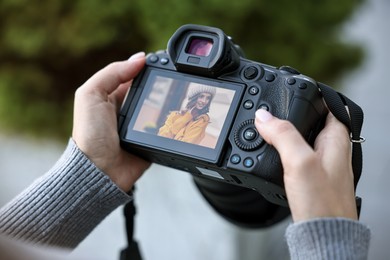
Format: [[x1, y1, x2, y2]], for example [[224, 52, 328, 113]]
[[0, 0, 364, 140]]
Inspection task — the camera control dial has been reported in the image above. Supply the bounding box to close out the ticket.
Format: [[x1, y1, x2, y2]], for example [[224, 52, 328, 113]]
[[279, 65, 300, 75], [241, 64, 264, 82], [234, 119, 264, 151], [243, 66, 259, 80]]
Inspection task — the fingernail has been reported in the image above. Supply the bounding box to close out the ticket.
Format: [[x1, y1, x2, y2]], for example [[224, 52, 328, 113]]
[[128, 52, 146, 61], [256, 109, 273, 122]]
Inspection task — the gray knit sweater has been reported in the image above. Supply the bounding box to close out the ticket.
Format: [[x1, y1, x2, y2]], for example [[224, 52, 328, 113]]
[[0, 139, 371, 259], [286, 218, 370, 259], [0, 139, 131, 248]]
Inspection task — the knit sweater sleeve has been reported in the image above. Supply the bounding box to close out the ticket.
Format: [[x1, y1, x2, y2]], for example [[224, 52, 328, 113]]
[[0, 139, 132, 249], [285, 218, 371, 260]]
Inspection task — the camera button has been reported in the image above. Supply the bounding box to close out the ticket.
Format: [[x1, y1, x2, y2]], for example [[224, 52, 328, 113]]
[[160, 57, 169, 65], [299, 83, 308, 89], [243, 128, 257, 141], [249, 86, 259, 95], [287, 78, 296, 85], [243, 100, 254, 110], [265, 74, 275, 82], [230, 154, 241, 164], [258, 104, 269, 111], [149, 55, 159, 63], [243, 158, 254, 168]]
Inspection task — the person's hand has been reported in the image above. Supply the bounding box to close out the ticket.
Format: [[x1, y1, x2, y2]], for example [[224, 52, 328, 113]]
[[72, 52, 151, 192], [255, 109, 358, 222]]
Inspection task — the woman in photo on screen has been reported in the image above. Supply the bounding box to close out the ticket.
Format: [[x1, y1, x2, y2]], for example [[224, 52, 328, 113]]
[[158, 83, 216, 145]]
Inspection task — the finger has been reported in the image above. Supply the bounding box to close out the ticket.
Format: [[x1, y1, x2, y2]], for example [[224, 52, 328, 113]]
[[255, 109, 313, 163], [314, 113, 353, 175], [81, 52, 146, 95], [314, 112, 351, 155]]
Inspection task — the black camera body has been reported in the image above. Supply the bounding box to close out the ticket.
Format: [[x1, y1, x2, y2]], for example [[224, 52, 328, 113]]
[[118, 24, 327, 209]]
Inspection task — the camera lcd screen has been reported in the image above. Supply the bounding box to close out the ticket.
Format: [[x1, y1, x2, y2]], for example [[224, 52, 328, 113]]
[[123, 69, 244, 163]]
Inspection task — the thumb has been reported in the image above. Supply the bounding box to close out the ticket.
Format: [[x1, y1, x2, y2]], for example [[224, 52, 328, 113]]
[[254, 109, 313, 164]]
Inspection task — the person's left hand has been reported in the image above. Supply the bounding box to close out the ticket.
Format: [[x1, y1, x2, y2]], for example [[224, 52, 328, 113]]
[[72, 52, 150, 192]]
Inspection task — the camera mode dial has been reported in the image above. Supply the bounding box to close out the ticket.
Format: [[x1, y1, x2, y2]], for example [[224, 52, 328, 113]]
[[234, 119, 264, 151]]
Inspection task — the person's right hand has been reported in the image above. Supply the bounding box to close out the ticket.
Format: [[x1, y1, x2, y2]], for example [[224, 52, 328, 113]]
[[255, 109, 358, 222]]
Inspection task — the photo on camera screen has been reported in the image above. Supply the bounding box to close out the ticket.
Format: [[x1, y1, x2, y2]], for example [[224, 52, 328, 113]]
[[125, 69, 243, 162]]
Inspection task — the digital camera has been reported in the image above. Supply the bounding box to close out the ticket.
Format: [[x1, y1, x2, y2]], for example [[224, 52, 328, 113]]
[[119, 24, 328, 227]]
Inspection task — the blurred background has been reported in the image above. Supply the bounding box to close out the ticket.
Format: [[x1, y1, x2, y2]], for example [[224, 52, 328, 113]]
[[0, 0, 388, 259]]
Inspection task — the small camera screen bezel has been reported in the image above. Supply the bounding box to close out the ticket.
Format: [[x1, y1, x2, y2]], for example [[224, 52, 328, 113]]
[[121, 68, 244, 163]]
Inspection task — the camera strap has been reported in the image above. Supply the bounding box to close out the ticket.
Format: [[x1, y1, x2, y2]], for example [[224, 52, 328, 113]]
[[120, 195, 143, 260], [318, 82, 365, 216], [317, 82, 365, 188]]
